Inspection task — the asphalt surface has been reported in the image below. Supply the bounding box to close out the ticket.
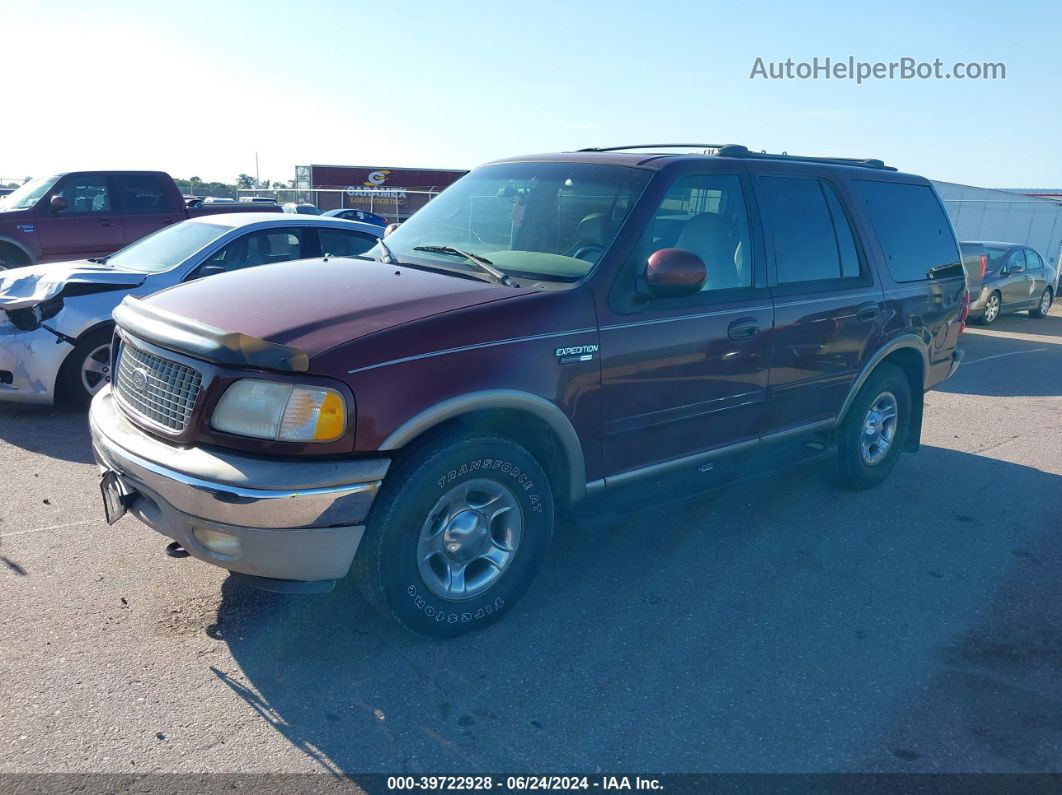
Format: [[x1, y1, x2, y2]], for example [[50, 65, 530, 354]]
[[1, 307, 1059, 775]]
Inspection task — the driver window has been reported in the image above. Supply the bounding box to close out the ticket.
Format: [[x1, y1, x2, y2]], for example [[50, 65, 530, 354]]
[[195, 229, 305, 276], [1006, 250, 1025, 272], [54, 176, 112, 214], [646, 175, 752, 291]]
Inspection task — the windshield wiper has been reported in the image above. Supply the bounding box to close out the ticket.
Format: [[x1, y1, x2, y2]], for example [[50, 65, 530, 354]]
[[87, 256, 110, 265], [412, 245, 513, 286], [376, 237, 400, 265]]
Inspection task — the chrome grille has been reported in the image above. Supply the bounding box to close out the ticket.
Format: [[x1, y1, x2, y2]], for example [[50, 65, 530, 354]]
[[114, 339, 202, 432]]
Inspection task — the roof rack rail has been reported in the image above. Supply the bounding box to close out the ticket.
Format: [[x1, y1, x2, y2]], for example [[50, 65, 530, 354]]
[[577, 143, 896, 170], [714, 144, 895, 170], [576, 144, 732, 153]]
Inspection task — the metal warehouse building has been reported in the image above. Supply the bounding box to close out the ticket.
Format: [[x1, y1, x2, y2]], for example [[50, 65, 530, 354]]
[[933, 181, 1062, 268]]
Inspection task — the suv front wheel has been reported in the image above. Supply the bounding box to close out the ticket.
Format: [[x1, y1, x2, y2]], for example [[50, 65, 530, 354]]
[[352, 434, 555, 638], [835, 363, 911, 490]]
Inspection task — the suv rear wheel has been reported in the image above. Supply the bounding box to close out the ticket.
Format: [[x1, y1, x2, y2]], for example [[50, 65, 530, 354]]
[[836, 363, 911, 490], [352, 434, 555, 638]]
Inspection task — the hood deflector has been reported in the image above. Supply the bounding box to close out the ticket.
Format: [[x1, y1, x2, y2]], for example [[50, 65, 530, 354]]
[[113, 296, 310, 373]]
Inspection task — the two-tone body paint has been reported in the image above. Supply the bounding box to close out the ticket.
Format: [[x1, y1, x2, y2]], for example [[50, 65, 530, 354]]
[[117, 151, 965, 500]]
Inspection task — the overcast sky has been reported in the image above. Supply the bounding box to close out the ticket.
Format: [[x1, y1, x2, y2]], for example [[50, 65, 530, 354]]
[[3, 0, 1059, 188]]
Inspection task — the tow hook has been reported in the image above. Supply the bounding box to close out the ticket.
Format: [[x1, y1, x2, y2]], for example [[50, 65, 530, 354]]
[[165, 541, 190, 558]]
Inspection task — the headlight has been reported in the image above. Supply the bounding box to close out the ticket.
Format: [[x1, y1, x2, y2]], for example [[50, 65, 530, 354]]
[[211, 379, 346, 442]]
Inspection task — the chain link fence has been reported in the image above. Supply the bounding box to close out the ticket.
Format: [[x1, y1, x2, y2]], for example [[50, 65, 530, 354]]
[[236, 187, 440, 223]]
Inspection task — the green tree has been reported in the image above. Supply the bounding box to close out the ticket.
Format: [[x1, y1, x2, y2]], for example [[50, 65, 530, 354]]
[[235, 174, 255, 189]]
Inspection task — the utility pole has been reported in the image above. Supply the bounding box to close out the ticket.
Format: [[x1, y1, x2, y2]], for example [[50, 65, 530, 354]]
[[255, 152, 260, 187]]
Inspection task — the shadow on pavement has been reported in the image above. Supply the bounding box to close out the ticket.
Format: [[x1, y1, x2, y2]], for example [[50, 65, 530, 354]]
[[0, 403, 94, 464], [209, 445, 1061, 773]]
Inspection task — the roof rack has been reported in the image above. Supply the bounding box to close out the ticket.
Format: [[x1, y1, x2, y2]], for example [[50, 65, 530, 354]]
[[577, 143, 895, 170], [576, 144, 731, 153], [714, 144, 895, 171]]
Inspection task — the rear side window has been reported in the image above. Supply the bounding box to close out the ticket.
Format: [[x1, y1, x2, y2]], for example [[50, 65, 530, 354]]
[[1024, 249, 1044, 270], [115, 174, 170, 213], [855, 180, 960, 282], [757, 176, 863, 286]]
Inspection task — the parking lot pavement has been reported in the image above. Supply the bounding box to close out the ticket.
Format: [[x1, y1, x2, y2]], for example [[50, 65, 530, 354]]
[[0, 307, 1059, 775]]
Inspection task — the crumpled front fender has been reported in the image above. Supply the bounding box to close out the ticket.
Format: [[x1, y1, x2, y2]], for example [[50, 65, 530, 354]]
[[0, 323, 73, 405]]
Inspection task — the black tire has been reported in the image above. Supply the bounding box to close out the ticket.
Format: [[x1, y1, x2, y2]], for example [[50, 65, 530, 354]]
[[351, 433, 555, 638], [57, 327, 114, 408], [0, 245, 32, 271], [836, 363, 912, 490], [1029, 288, 1053, 319]]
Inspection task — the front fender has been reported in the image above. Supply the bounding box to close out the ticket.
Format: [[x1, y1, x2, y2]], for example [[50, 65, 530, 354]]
[[379, 389, 588, 501]]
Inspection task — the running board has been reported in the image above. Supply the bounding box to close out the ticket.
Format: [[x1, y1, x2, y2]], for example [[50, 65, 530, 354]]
[[578, 437, 836, 517]]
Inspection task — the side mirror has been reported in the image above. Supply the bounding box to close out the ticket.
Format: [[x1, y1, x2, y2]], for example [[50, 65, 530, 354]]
[[643, 248, 706, 298], [191, 264, 226, 280], [50, 195, 68, 214], [383, 222, 401, 238]]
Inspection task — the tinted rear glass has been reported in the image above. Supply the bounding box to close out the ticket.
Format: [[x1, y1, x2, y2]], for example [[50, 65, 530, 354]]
[[855, 181, 960, 282]]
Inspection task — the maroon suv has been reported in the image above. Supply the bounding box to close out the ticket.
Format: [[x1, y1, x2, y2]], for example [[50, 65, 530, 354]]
[[88, 145, 967, 638]]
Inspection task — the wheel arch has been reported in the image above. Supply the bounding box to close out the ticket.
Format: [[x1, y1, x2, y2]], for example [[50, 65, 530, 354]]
[[837, 337, 928, 452], [379, 390, 587, 503], [0, 236, 35, 268]]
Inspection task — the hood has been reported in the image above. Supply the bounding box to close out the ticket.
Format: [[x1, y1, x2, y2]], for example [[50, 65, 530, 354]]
[[140, 257, 520, 357], [0, 260, 146, 310]]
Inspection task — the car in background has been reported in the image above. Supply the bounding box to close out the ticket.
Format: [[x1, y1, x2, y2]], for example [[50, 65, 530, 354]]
[[0, 214, 384, 407], [282, 202, 323, 215], [323, 208, 390, 226], [963, 241, 1056, 324], [0, 171, 281, 270], [239, 197, 279, 205]]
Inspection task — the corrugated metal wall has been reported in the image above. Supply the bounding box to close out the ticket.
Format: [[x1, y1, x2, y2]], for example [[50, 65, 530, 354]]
[[933, 181, 1062, 268]]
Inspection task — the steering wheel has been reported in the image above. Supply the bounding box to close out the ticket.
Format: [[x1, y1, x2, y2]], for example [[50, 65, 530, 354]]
[[572, 244, 605, 262]]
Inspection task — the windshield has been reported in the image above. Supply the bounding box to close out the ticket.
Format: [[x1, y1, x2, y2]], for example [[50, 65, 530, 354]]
[[371, 162, 650, 282], [0, 175, 61, 210], [106, 221, 231, 273]]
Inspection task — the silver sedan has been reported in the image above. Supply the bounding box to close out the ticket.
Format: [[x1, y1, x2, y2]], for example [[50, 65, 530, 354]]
[[0, 213, 383, 406]]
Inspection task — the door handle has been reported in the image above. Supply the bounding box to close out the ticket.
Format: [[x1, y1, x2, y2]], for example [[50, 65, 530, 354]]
[[728, 318, 760, 341], [857, 301, 881, 321]]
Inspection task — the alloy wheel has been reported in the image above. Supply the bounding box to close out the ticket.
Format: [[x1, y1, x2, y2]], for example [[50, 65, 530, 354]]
[[860, 391, 898, 466], [80, 344, 112, 397], [984, 294, 1000, 323], [417, 478, 523, 601]]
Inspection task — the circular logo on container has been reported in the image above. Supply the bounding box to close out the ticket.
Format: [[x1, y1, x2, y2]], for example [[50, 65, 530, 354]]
[[364, 169, 390, 187], [131, 367, 150, 393]]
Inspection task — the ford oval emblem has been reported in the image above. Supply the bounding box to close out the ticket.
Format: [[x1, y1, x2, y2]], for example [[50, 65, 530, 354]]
[[131, 367, 150, 393]]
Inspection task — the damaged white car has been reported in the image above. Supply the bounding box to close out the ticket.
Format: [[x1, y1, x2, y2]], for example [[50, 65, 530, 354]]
[[0, 213, 384, 406]]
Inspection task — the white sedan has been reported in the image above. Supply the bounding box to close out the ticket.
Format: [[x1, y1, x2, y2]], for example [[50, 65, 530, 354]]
[[0, 213, 384, 406]]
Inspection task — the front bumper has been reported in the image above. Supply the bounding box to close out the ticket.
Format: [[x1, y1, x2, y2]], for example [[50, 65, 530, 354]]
[[89, 388, 389, 582], [0, 324, 71, 405]]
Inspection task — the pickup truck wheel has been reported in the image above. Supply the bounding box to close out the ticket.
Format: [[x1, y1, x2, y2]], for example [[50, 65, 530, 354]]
[[58, 328, 114, 408], [0, 244, 31, 271], [1029, 288, 1053, 319], [835, 363, 911, 490], [352, 435, 554, 638]]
